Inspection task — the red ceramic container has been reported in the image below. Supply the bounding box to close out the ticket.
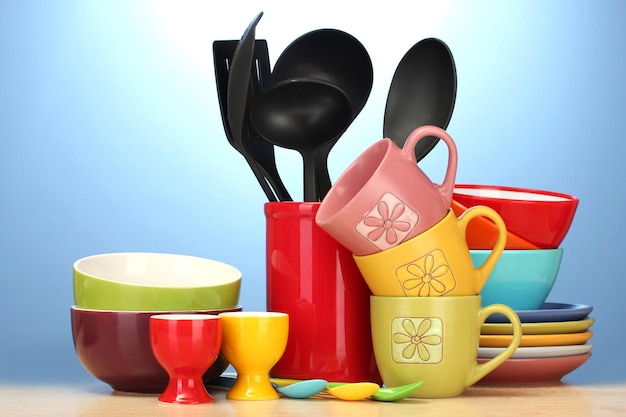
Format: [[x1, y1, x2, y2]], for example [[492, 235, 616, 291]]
[[453, 184, 579, 249], [266, 202, 382, 384], [71, 305, 240, 393]]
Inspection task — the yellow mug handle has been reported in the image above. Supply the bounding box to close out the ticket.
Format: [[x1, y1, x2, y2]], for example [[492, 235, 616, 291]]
[[457, 205, 507, 294], [466, 303, 522, 387]]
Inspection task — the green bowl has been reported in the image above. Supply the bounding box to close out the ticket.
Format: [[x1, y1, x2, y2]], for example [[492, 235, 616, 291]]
[[73, 252, 241, 311]]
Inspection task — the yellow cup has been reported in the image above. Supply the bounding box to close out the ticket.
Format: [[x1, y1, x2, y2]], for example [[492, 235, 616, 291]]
[[354, 207, 506, 296], [370, 295, 521, 398], [219, 312, 289, 400]]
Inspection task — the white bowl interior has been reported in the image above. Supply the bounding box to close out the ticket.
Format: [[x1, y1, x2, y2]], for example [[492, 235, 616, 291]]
[[454, 187, 569, 202], [70, 305, 242, 314], [74, 252, 241, 287]]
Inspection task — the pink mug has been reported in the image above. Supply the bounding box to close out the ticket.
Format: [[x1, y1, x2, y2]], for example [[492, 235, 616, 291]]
[[316, 125, 458, 255]]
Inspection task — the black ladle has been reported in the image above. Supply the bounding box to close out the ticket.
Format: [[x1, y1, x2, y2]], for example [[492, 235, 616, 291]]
[[250, 79, 353, 202], [383, 38, 457, 161], [272, 29, 373, 200]]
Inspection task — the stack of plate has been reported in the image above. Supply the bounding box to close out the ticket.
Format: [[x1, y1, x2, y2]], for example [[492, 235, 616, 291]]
[[476, 302, 594, 385]]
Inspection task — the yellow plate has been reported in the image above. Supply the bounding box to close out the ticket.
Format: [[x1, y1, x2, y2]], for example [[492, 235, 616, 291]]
[[480, 331, 593, 347], [481, 317, 594, 335]]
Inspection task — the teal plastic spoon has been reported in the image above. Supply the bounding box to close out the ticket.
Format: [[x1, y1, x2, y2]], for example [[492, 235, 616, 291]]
[[271, 379, 328, 399]]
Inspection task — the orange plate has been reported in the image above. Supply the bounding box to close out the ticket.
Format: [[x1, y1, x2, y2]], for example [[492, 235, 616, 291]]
[[452, 199, 538, 250], [480, 331, 593, 348]]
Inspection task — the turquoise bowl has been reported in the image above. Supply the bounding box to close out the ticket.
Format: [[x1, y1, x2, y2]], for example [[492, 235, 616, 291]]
[[471, 249, 563, 311]]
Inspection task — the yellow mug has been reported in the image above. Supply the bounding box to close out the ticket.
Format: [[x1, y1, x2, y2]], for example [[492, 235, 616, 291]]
[[370, 295, 521, 398], [354, 206, 506, 297]]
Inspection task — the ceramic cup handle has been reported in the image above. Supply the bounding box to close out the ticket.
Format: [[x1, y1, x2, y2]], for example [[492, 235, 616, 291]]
[[466, 304, 522, 387], [457, 205, 507, 294], [401, 125, 458, 208]]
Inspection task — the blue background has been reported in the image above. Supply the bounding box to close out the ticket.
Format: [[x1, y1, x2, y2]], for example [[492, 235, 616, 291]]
[[1, 0, 625, 385]]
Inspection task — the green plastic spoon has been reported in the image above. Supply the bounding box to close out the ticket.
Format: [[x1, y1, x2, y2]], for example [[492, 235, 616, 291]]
[[370, 381, 424, 402]]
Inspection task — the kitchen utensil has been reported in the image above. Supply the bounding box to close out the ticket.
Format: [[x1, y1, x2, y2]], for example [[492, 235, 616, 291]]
[[273, 29, 373, 199], [250, 79, 352, 201], [213, 12, 292, 201], [369, 380, 424, 402], [270, 379, 379, 401], [271, 378, 423, 402], [217, 12, 274, 201], [214, 39, 291, 201], [324, 382, 380, 401], [271, 379, 328, 399], [384, 38, 457, 161]]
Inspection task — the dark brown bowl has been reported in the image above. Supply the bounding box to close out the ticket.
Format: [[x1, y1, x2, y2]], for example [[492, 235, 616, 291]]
[[70, 305, 242, 393]]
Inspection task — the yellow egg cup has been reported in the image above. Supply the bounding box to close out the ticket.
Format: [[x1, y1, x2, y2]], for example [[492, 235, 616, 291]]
[[219, 312, 289, 400]]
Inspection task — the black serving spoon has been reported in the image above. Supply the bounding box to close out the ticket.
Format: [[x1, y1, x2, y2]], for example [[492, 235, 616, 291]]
[[383, 38, 457, 161]]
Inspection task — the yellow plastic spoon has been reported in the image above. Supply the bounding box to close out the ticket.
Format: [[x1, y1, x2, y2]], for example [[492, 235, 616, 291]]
[[324, 382, 380, 401]]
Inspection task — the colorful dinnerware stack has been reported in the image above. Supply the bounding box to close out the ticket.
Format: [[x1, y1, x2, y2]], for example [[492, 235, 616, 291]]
[[476, 302, 594, 385], [316, 126, 526, 398], [70, 252, 243, 394], [451, 184, 592, 383], [452, 184, 579, 310]]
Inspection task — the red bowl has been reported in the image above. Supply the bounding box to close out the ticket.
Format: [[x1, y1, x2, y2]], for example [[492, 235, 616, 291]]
[[453, 185, 579, 249], [70, 305, 241, 393]]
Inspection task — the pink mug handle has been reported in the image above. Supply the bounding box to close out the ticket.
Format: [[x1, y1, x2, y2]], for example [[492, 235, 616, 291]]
[[402, 125, 458, 208]]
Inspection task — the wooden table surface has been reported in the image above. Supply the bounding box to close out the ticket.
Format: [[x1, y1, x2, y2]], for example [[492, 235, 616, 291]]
[[1, 382, 625, 417]]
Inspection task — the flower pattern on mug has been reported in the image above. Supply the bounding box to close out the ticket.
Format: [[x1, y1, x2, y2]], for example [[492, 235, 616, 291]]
[[391, 317, 443, 364], [402, 254, 450, 296], [395, 249, 456, 297], [355, 193, 419, 251]]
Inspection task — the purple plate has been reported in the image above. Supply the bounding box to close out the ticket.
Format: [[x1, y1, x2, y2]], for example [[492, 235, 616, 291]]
[[485, 302, 593, 323]]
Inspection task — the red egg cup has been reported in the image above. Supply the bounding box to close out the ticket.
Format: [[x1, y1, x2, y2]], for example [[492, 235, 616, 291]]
[[149, 314, 222, 404]]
